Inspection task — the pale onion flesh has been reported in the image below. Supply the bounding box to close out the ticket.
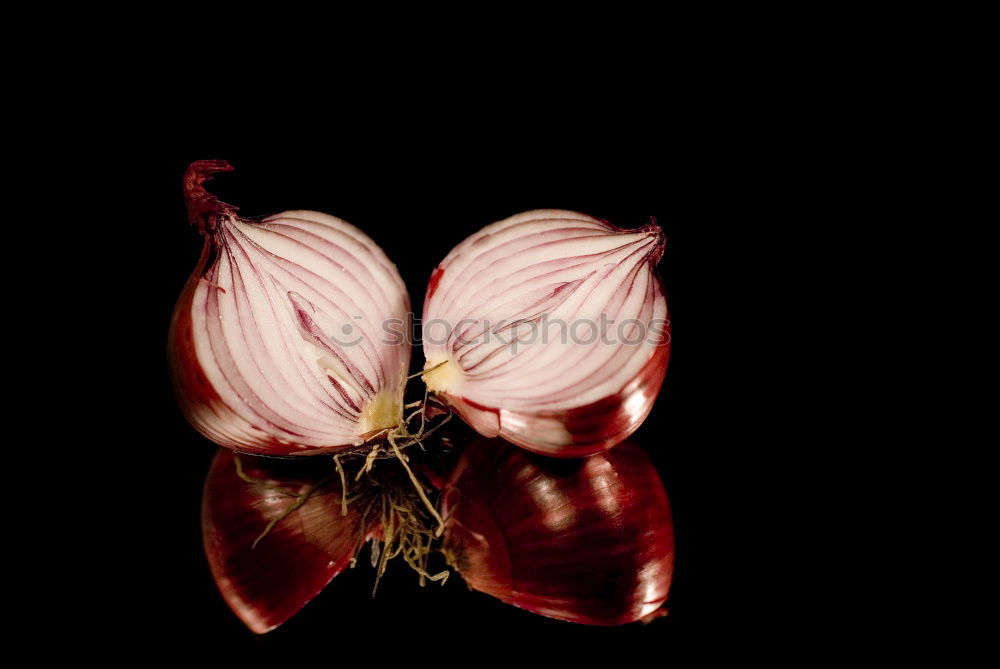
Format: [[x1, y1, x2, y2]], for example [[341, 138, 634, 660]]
[[422, 210, 669, 457], [170, 161, 410, 455]]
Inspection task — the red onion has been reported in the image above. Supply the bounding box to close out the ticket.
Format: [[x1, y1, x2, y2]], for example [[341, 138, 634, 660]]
[[421, 210, 670, 457], [169, 161, 411, 455], [202, 450, 371, 633], [442, 438, 674, 625]]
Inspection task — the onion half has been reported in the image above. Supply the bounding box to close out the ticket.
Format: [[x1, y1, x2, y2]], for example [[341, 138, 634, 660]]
[[422, 210, 669, 457], [202, 450, 371, 633], [442, 438, 674, 625], [170, 161, 411, 455]]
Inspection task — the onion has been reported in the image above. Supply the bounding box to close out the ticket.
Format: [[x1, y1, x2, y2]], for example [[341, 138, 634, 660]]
[[442, 438, 674, 625], [421, 210, 669, 457], [169, 161, 411, 455], [202, 450, 371, 633]]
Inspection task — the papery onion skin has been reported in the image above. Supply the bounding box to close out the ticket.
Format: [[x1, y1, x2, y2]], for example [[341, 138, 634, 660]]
[[202, 450, 372, 634], [422, 210, 669, 458], [170, 161, 411, 456], [442, 438, 674, 625]]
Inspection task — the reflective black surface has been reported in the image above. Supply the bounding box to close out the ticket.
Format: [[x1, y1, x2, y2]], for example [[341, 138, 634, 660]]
[[97, 141, 763, 663]]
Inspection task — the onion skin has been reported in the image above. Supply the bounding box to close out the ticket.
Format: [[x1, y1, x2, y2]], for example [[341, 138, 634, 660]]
[[170, 160, 411, 455], [422, 210, 669, 457], [442, 439, 674, 625], [202, 450, 370, 634]]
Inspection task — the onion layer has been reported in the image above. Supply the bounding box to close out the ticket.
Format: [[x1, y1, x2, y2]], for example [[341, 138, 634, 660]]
[[170, 161, 411, 455], [202, 450, 370, 633], [442, 438, 674, 625], [422, 210, 669, 457]]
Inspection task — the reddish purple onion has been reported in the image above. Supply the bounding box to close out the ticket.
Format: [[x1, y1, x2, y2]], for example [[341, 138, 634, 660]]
[[422, 210, 669, 457], [442, 438, 674, 625], [202, 450, 371, 633], [169, 161, 410, 455]]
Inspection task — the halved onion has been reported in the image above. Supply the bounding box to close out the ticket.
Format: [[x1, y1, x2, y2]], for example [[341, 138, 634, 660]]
[[170, 161, 410, 455], [422, 210, 669, 457]]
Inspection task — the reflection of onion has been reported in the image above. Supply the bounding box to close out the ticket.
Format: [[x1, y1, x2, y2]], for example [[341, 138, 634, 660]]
[[422, 210, 669, 457], [169, 161, 411, 455], [442, 439, 674, 625], [201, 450, 369, 633]]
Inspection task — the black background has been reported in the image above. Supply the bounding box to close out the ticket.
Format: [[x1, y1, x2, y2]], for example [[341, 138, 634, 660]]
[[89, 136, 767, 662]]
